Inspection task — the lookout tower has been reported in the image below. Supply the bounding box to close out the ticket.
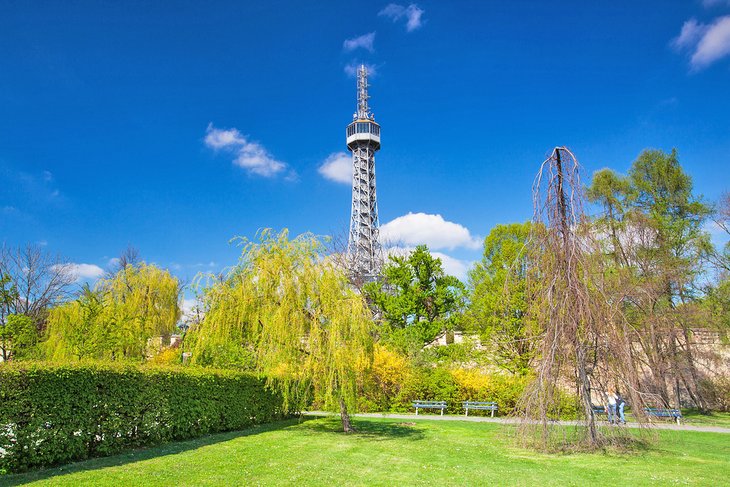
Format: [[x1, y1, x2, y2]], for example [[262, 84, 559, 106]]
[[346, 64, 382, 281]]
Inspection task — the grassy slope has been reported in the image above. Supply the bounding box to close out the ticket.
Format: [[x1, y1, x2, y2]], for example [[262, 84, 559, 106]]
[[3, 418, 728, 487]]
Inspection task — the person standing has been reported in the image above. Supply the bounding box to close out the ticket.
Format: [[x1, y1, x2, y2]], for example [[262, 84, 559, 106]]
[[606, 391, 618, 424], [616, 391, 627, 424]]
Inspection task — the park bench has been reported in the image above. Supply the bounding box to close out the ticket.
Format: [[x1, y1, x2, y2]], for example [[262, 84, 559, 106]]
[[462, 401, 498, 417], [412, 400, 447, 415], [645, 407, 682, 425], [591, 405, 606, 416]]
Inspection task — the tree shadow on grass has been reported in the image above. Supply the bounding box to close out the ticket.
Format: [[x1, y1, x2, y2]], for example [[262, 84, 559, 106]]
[[296, 417, 426, 442], [0, 418, 314, 487]]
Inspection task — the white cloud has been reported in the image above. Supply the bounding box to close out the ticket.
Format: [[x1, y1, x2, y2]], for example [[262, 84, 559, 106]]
[[380, 212, 481, 250], [344, 62, 378, 78], [673, 19, 707, 50], [204, 123, 288, 177], [204, 125, 245, 149], [432, 252, 472, 281], [60, 263, 105, 281], [672, 16, 730, 70], [379, 3, 425, 32], [181, 298, 196, 315], [318, 152, 351, 184], [343, 32, 376, 52]]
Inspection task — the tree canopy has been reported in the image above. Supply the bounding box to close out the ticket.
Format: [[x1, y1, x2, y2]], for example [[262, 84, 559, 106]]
[[467, 222, 535, 375], [186, 230, 374, 432], [364, 245, 465, 353], [44, 262, 181, 361]]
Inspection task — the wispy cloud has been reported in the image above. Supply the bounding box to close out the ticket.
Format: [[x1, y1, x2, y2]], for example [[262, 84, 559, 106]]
[[56, 263, 105, 282], [380, 212, 481, 251], [318, 152, 351, 184], [672, 15, 730, 70], [204, 123, 289, 178], [344, 62, 378, 78], [1, 166, 63, 204], [703, 0, 730, 7], [343, 32, 376, 52], [379, 3, 425, 32]]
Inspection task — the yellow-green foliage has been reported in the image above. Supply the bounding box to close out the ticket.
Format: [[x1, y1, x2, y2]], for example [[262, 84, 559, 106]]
[[450, 368, 530, 413], [359, 344, 533, 415], [362, 345, 411, 410], [44, 263, 180, 361], [148, 347, 182, 366], [186, 229, 374, 414]]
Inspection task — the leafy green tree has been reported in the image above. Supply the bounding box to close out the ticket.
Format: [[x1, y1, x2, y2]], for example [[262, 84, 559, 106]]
[[586, 168, 631, 266], [44, 263, 180, 361], [467, 222, 535, 374], [587, 149, 712, 409], [0, 271, 18, 322], [187, 230, 374, 432], [703, 192, 730, 340], [364, 245, 465, 353], [0, 314, 37, 361]]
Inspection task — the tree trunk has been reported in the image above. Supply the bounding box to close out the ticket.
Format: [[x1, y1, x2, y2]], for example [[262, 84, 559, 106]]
[[576, 343, 598, 445], [679, 325, 709, 413], [339, 397, 355, 433]]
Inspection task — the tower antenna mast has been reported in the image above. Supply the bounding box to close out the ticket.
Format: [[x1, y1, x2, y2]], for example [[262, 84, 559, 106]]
[[346, 65, 382, 283]]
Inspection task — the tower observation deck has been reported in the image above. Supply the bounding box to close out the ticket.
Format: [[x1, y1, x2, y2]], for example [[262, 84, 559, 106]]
[[346, 64, 382, 281]]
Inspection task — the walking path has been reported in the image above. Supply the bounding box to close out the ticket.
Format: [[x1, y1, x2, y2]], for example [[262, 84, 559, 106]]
[[303, 411, 730, 434]]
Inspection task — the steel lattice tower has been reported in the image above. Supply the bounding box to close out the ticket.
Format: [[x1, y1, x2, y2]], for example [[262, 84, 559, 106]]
[[346, 65, 382, 281]]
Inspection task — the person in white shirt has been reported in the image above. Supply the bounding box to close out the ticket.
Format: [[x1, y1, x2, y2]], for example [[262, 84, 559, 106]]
[[606, 391, 618, 424]]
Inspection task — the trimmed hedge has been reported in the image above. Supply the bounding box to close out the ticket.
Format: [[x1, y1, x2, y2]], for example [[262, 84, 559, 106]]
[[0, 363, 286, 473]]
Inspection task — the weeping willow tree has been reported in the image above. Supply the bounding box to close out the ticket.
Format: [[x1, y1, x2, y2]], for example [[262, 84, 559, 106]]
[[186, 229, 374, 433], [44, 262, 181, 361], [518, 147, 651, 450]]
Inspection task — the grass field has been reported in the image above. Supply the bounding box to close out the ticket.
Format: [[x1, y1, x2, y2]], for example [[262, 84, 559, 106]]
[[2, 417, 729, 486], [681, 409, 730, 427]]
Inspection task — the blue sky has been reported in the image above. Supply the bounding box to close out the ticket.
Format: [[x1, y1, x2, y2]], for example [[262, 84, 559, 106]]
[[1, 0, 729, 288]]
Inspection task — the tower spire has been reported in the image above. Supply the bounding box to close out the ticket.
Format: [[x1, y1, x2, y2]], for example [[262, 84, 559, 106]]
[[346, 64, 382, 283], [356, 64, 372, 120]]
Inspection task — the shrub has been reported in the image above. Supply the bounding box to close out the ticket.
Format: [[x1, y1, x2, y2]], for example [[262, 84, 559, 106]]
[[0, 363, 285, 473], [147, 347, 181, 366], [451, 368, 529, 415], [360, 354, 533, 416], [361, 345, 412, 412]]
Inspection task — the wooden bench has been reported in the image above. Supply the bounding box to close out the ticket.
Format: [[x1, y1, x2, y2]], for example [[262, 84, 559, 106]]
[[645, 408, 682, 425], [462, 401, 498, 417], [412, 400, 447, 415]]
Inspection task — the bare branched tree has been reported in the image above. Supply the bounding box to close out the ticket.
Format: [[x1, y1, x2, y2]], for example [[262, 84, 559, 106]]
[[105, 244, 141, 278], [0, 243, 75, 327], [518, 147, 652, 450]]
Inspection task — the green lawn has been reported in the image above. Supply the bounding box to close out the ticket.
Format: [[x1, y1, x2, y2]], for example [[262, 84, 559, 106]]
[[681, 409, 730, 427], [2, 417, 728, 486]]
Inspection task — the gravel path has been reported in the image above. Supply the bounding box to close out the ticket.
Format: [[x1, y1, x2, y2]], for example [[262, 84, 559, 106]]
[[303, 411, 730, 434]]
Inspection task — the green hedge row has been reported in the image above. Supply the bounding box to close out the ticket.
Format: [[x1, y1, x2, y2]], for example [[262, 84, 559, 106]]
[[0, 363, 286, 473]]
